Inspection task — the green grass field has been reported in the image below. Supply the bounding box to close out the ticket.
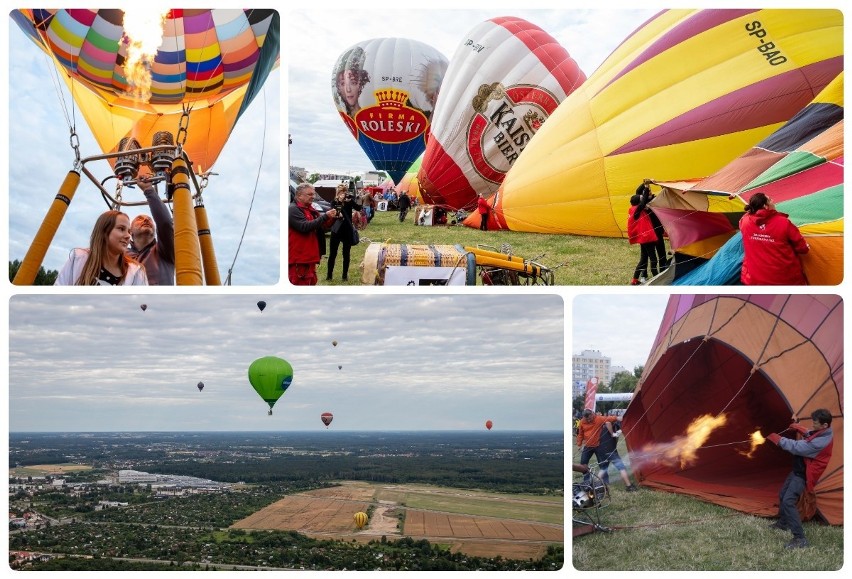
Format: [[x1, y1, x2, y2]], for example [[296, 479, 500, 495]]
[[375, 486, 563, 525], [573, 442, 843, 570], [11, 463, 92, 476], [316, 208, 643, 286]]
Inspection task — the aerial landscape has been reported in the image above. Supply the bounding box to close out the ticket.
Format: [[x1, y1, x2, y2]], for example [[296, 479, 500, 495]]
[[9, 431, 562, 570], [8, 294, 564, 571]]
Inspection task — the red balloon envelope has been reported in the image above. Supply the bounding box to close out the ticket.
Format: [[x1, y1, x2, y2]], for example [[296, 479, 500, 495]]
[[321, 412, 334, 428], [485, 420, 493, 430], [419, 17, 585, 212]]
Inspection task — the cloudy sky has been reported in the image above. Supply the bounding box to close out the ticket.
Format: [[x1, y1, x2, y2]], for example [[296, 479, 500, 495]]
[[288, 7, 658, 175], [8, 294, 564, 432], [5, 13, 281, 285], [573, 294, 669, 370]]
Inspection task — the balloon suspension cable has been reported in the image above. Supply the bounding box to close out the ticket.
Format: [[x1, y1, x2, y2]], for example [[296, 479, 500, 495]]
[[224, 89, 268, 286]]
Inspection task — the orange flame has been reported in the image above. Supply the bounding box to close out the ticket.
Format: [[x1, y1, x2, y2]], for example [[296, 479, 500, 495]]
[[121, 9, 169, 103], [641, 413, 728, 469], [737, 429, 766, 459]]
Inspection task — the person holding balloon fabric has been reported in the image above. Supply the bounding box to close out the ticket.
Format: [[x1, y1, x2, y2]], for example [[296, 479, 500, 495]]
[[739, 192, 809, 285], [626, 192, 659, 285]]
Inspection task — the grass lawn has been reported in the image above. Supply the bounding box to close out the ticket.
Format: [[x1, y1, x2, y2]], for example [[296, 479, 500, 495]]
[[315, 208, 644, 286], [573, 442, 843, 571]]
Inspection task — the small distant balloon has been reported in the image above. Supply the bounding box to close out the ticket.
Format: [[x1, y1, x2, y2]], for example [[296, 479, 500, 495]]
[[332, 340, 338, 347], [354, 511, 368, 529], [257, 301, 267, 312], [140, 304, 147, 312], [321, 412, 334, 428], [485, 420, 493, 430], [338, 365, 343, 370], [197, 381, 204, 392]]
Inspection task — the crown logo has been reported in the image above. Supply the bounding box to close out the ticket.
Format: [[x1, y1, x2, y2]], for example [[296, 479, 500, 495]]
[[523, 110, 545, 132], [374, 88, 410, 108]]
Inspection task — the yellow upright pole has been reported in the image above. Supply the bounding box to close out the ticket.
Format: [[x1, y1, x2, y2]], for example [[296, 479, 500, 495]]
[[13, 170, 80, 285], [194, 203, 221, 286], [170, 157, 203, 285]]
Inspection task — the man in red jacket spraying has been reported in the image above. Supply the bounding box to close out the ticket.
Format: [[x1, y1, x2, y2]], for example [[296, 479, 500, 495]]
[[766, 408, 834, 549]]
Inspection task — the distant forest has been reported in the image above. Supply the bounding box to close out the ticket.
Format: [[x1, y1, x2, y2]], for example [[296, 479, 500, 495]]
[[10, 431, 564, 494]]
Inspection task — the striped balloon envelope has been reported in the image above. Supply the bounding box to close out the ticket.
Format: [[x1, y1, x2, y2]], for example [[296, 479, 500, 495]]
[[11, 8, 279, 172], [487, 9, 842, 237], [651, 72, 843, 286], [623, 294, 843, 525], [419, 16, 585, 212]]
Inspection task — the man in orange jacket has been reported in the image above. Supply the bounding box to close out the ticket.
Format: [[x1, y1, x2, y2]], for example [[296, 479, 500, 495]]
[[576, 408, 619, 480]]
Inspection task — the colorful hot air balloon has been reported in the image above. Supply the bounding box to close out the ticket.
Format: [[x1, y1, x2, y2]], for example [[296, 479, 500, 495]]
[[419, 17, 585, 212], [485, 420, 493, 430], [247, 356, 293, 415], [353, 511, 368, 529], [321, 412, 334, 428], [623, 294, 843, 524], [11, 9, 280, 174], [197, 381, 204, 392], [140, 304, 147, 312], [485, 9, 843, 237], [332, 37, 449, 183], [649, 72, 843, 286], [257, 301, 267, 312]]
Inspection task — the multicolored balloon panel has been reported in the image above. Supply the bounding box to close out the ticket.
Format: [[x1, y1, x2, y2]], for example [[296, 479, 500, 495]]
[[12, 8, 279, 172], [489, 9, 843, 237], [353, 511, 368, 529], [652, 71, 843, 285], [321, 412, 333, 427], [331, 37, 448, 183], [419, 16, 585, 211]]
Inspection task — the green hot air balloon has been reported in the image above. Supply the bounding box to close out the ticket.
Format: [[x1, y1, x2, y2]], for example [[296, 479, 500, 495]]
[[248, 356, 293, 415]]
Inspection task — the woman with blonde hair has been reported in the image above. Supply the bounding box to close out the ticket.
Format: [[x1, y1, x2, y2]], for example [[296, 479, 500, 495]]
[[56, 210, 148, 285]]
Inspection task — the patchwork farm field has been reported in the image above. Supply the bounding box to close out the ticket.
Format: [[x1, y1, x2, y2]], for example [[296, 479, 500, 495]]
[[10, 464, 92, 476], [231, 481, 563, 559]]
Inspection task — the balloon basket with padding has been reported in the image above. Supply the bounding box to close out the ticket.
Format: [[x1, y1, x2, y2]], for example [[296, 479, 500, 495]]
[[361, 243, 476, 285]]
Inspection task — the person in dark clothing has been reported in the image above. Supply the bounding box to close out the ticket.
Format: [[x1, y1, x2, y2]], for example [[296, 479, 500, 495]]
[[327, 184, 362, 282], [766, 408, 834, 549], [397, 191, 412, 222], [128, 176, 175, 285], [597, 420, 637, 491]]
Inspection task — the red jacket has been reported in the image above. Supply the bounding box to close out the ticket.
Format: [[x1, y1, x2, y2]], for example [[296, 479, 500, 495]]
[[477, 196, 490, 214], [739, 209, 809, 285], [288, 202, 331, 265], [627, 206, 657, 245]]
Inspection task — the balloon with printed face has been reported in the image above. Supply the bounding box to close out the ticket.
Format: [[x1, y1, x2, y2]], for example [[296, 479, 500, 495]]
[[321, 412, 333, 428], [11, 9, 280, 172], [247, 356, 293, 415], [332, 37, 449, 183], [418, 16, 585, 212], [484, 8, 843, 237]]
